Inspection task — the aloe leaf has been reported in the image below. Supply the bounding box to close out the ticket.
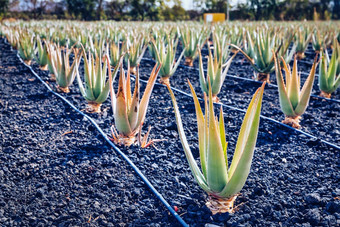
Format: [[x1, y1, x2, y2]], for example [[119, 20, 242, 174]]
[[115, 65, 132, 135], [206, 81, 228, 192], [295, 55, 318, 116], [96, 61, 120, 104], [219, 106, 227, 170], [319, 54, 330, 93], [169, 47, 186, 77], [288, 57, 300, 109], [82, 46, 96, 100], [166, 83, 211, 194], [274, 53, 295, 116], [327, 50, 338, 87], [188, 80, 207, 179], [198, 49, 208, 94], [93, 53, 103, 98], [281, 56, 291, 90], [126, 61, 132, 110], [136, 64, 160, 127], [219, 82, 265, 197], [128, 68, 140, 131], [76, 62, 87, 98]]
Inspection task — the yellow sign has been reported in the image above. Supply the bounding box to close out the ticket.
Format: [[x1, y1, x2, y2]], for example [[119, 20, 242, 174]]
[[204, 13, 225, 23]]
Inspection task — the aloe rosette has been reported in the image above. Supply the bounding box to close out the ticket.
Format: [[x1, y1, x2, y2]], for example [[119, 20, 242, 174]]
[[231, 30, 289, 83], [295, 27, 312, 60], [125, 35, 148, 74], [18, 32, 36, 65], [76, 46, 119, 113], [274, 53, 319, 128], [47, 44, 82, 93], [318, 42, 340, 98], [107, 56, 161, 147], [35, 35, 49, 70], [198, 47, 237, 103], [167, 80, 265, 214], [179, 27, 208, 67], [151, 35, 185, 85]]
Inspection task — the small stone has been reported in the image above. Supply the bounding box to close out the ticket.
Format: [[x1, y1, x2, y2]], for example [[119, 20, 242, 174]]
[[35, 188, 44, 198], [326, 201, 340, 213], [305, 208, 321, 225], [305, 193, 321, 205]]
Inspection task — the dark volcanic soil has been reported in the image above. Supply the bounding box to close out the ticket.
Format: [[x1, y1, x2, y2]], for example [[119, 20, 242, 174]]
[[0, 39, 171, 226], [1, 38, 340, 226]]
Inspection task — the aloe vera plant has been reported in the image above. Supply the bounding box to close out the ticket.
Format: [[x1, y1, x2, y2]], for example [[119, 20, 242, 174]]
[[76, 47, 119, 113], [211, 29, 232, 65], [107, 57, 161, 147], [47, 44, 82, 93], [295, 27, 312, 60], [148, 31, 163, 60], [167, 80, 265, 214], [151, 35, 185, 85], [198, 47, 237, 103], [179, 27, 207, 67], [108, 40, 125, 69], [125, 34, 148, 74], [231, 30, 283, 83], [35, 35, 49, 70], [18, 32, 36, 65], [318, 42, 340, 98], [273, 53, 319, 128]]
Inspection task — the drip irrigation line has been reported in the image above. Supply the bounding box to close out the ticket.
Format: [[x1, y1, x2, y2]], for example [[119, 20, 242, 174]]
[[135, 75, 340, 151], [142, 57, 340, 104], [13, 49, 188, 227]]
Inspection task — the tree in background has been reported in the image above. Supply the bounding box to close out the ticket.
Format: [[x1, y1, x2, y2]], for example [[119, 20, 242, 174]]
[[0, 0, 339, 21], [0, 0, 9, 20], [66, 0, 96, 20], [130, 0, 162, 21], [106, 0, 130, 20]]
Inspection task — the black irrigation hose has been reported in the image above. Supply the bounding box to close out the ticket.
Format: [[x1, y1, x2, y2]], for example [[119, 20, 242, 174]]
[[13, 51, 188, 227], [142, 57, 340, 104], [134, 74, 340, 151]]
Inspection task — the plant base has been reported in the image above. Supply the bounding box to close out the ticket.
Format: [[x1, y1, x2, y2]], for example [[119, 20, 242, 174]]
[[257, 73, 270, 83], [184, 57, 194, 67], [212, 95, 220, 103], [24, 60, 31, 65], [206, 194, 238, 215], [57, 86, 70, 93], [39, 65, 48, 71], [114, 134, 136, 147], [49, 74, 56, 81], [130, 67, 137, 75], [296, 52, 305, 60], [159, 77, 170, 86], [282, 116, 301, 129], [319, 91, 331, 98], [86, 101, 101, 113]]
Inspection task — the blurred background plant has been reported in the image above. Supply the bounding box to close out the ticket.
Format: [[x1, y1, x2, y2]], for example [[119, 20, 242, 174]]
[[0, 0, 339, 22]]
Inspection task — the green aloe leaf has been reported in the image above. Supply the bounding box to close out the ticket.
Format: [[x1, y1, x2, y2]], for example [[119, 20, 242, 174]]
[[166, 83, 212, 194], [206, 81, 228, 192], [188, 80, 207, 179], [274, 53, 295, 116], [294, 55, 318, 116], [219, 82, 265, 197]]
